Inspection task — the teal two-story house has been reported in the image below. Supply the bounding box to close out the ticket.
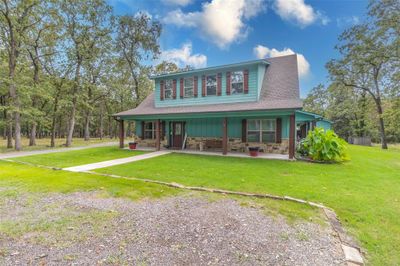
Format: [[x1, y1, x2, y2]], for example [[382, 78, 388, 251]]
[[114, 54, 331, 159]]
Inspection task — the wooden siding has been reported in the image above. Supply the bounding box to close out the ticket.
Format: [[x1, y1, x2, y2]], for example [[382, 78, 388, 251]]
[[154, 64, 265, 108], [134, 115, 291, 140]]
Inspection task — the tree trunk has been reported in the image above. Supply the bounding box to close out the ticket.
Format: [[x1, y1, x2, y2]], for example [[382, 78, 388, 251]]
[[29, 123, 37, 146], [84, 111, 90, 141], [9, 53, 22, 150], [66, 60, 81, 147], [99, 106, 104, 140], [376, 97, 388, 149], [7, 120, 13, 149]]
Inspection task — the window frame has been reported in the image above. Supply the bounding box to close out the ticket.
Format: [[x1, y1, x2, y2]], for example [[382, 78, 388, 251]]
[[206, 74, 217, 96], [144, 121, 156, 139], [184, 77, 194, 98], [164, 80, 173, 99], [230, 71, 244, 94], [247, 119, 276, 143]]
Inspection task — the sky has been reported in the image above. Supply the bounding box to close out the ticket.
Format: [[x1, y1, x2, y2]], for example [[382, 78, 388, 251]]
[[108, 0, 369, 97]]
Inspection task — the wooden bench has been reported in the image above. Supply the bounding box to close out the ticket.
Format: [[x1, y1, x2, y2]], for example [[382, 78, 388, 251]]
[[205, 139, 223, 150]]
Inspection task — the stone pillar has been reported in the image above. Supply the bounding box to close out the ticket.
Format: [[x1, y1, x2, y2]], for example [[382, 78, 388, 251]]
[[222, 117, 228, 155], [155, 119, 161, 151], [289, 114, 295, 159], [119, 120, 124, 148]]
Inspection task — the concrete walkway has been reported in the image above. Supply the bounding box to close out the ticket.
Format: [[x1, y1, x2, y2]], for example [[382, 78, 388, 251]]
[[63, 150, 171, 172], [0, 142, 118, 159]]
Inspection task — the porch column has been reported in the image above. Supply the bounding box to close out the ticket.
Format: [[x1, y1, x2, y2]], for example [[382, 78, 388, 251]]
[[222, 117, 228, 155], [311, 121, 317, 129], [155, 119, 161, 151], [119, 120, 124, 148], [289, 114, 295, 159]]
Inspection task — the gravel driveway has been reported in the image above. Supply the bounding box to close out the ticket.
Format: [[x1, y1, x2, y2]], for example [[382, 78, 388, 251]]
[[0, 191, 346, 265]]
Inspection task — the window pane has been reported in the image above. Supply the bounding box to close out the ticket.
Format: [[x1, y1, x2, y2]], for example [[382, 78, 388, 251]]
[[175, 123, 181, 135], [144, 131, 153, 139], [231, 71, 243, 83], [185, 87, 194, 97], [164, 80, 173, 99], [164, 89, 172, 99], [184, 78, 193, 88], [232, 83, 243, 94], [262, 132, 275, 143], [165, 80, 173, 90], [262, 119, 275, 131], [206, 75, 217, 96], [247, 120, 260, 130], [247, 131, 260, 142], [145, 122, 153, 130]]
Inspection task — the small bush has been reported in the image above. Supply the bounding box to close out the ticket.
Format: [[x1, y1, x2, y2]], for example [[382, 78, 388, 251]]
[[297, 128, 349, 162]]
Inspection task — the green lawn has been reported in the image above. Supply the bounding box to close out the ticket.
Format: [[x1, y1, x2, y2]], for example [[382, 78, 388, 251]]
[[0, 161, 179, 201], [95, 145, 400, 265], [0, 137, 128, 153], [15, 146, 147, 168]]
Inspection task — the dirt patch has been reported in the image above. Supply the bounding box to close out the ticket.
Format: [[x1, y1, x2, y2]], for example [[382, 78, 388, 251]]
[[0, 191, 345, 265]]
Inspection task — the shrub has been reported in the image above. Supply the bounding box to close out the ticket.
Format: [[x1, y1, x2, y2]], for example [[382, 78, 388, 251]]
[[297, 127, 349, 162]]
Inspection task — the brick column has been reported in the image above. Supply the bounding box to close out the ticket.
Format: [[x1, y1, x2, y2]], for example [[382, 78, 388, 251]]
[[222, 117, 228, 155]]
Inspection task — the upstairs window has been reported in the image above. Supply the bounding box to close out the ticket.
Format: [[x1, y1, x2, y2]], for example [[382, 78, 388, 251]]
[[231, 71, 244, 94], [144, 121, 155, 139], [164, 80, 173, 99], [184, 77, 194, 98], [206, 75, 217, 96], [247, 119, 276, 143]]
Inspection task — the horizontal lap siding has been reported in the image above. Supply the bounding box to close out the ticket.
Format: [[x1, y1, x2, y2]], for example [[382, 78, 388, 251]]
[[155, 65, 259, 108], [184, 115, 290, 139]]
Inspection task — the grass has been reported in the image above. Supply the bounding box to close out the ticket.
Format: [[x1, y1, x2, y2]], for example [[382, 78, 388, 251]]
[[14, 146, 147, 168], [0, 137, 135, 153], [94, 145, 400, 265], [0, 160, 324, 247], [0, 161, 179, 200]]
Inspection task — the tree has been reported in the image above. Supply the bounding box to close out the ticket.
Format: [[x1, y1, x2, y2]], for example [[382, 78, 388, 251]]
[[154, 61, 179, 75], [58, 0, 112, 147], [116, 12, 161, 106], [0, 0, 42, 150], [327, 20, 397, 149], [303, 84, 328, 117]]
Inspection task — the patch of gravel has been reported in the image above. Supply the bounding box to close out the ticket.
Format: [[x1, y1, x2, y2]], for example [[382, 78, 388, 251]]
[[0, 191, 346, 265]]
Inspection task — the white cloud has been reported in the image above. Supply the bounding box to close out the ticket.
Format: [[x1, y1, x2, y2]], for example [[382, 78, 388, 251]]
[[160, 42, 207, 69], [336, 16, 360, 27], [253, 45, 310, 78], [274, 0, 328, 27], [163, 0, 266, 49], [162, 0, 193, 6]]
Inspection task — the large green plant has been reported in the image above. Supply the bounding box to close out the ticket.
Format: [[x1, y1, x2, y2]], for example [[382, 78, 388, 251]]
[[297, 127, 349, 162]]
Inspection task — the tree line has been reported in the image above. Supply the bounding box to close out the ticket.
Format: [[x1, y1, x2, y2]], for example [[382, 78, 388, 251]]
[[0, 0, 167, 150], [304, 0, 399, 149]]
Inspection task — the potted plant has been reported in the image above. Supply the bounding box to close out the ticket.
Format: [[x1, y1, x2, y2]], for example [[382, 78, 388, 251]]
[[129, 142, 137, 150], [248, 146, 260, 157]]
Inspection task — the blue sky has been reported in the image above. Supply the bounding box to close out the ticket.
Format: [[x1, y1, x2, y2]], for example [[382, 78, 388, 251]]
[[108, 0, 368, 97]]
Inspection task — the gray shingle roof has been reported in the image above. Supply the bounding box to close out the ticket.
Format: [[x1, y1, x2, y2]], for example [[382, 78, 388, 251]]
[[115, 54, 302, 117]]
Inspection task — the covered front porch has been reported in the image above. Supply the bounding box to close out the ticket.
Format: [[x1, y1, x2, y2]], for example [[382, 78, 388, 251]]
[[116, 109, 297, 159]]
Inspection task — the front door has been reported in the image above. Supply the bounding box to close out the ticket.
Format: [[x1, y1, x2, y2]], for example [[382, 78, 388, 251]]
[[172, 122, 185, 148]]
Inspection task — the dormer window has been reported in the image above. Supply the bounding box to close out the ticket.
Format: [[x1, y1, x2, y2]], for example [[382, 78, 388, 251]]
[[206, 75, 217, 96], [164, 80, 173, 99], [184, 77, 194, 98], [231, 71, 244, 94]]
